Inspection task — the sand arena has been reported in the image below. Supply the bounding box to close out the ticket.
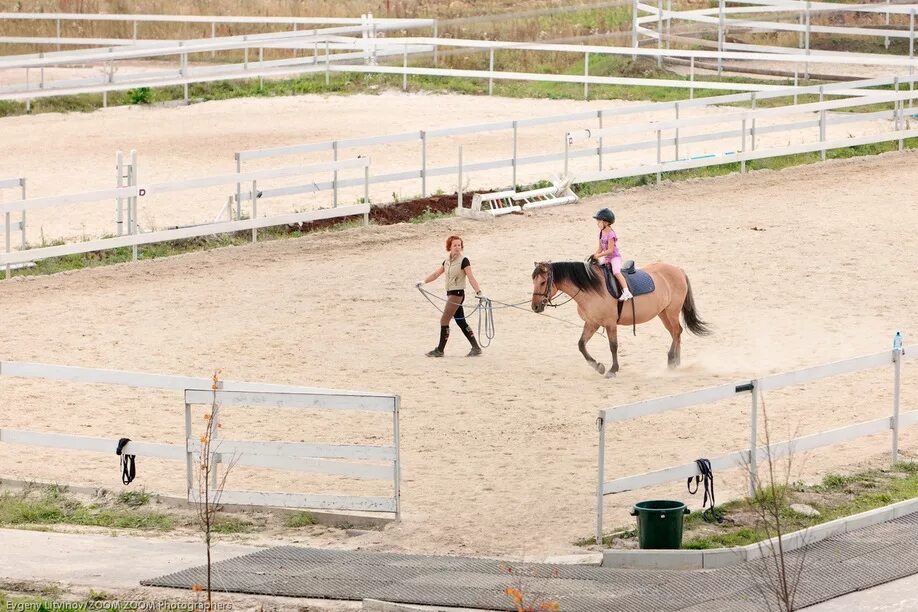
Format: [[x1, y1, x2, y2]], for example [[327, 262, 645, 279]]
[[1, 91, 916, 558]]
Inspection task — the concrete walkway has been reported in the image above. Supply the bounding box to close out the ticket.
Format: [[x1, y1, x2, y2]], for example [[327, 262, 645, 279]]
[[0, 529, 257, 589], [3, 518, 918, 611]]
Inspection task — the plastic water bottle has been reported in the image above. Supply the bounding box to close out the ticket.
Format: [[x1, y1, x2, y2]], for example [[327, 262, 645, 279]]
[[893, 331, 902, 352]]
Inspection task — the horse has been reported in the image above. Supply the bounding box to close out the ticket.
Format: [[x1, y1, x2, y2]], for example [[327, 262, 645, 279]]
[[531, 260, 710, 377]]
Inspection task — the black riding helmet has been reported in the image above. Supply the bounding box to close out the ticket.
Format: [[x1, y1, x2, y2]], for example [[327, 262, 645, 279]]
[[593, 208, 615, 224]]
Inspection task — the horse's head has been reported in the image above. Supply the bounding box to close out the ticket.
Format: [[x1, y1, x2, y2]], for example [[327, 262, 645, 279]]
[[531, 261, 559, 313]]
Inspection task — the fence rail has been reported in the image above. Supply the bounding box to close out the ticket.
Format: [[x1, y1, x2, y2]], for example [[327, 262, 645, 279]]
[[595, 341, 916, 542], [0, 157, 370, 268], [0, 361, 400, 517]]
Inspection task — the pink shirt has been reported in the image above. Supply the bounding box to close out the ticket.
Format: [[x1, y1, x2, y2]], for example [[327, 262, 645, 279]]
[[599, 228, 621, 264]]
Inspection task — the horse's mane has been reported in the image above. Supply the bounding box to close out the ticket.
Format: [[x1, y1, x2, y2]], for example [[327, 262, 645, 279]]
[[534, 261, 604, 294]]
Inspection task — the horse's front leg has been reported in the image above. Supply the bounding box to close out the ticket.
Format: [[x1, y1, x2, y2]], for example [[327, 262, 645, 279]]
[[604, 324, 620, 378], [578, 322, 605, 375]]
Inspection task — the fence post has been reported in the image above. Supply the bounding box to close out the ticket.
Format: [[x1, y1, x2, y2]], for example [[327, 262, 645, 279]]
[[512, 120, 519, 187], [419, 130, 428, 197], [819, 85, 826, 161], [690, 56, 695, 99], [798, 7, 804, 51], [333, 141, 339, 208], [235, 153, 242, 220], [632, 0, 638, 60], [185, 402, 193, 499], [804, 2, 811, 80], [656, 129, 662, 184], [674, 102, 680, 161], [258, 47, 263, 91], [211, 22, 216, 59], [130, 149, 138, 262], [910, 10, 915, 109], [596, 415, 606, 544], [20, 179, 25, 254], [794, 67, 799, 104], [4, 210, 9, 279], [403, 45, 408, 92], [741, 117, 747, 172], [584, 52, 590, 100], [364, 158, 370, 226], [394, 396, 402, 520], [597, 111, 604, 171], [749, 381, 758, 497], [489, 47, 495, 96], [892, 333, 903, 463], [116, 150, 124, 237], [457, 145, 464, 211], [657, 0, 663, 67], [894, 77, 903, 151], [326, 41, 331, 86], [886, 0, 892, 50], [751, 92, 757, 151], [251, 180, 258, 243], [433, 20, 439, 67], [718, 0, 725, 75], [666, 0, 672, 49], [564, 134, 570, 177]]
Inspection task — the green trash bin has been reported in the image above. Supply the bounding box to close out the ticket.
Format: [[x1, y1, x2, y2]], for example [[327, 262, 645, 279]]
[[630, 500, 690, 550]]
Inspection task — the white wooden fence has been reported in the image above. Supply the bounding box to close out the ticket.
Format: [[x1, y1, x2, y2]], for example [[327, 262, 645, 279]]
[[636, 0, 918, 78], [595, 340, 916, 543], [0, 157, 371, 269], [0, 361, 401, 517], [0, 177, 26, 278], [237, 74, 917, 211], [8, 22, 918, 105], [569, 78, 918, 185]]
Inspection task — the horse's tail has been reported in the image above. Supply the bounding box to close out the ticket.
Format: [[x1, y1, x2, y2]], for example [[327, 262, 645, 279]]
[[681, 272, 712, 336]]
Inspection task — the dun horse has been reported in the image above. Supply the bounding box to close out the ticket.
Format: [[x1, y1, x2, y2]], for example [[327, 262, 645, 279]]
[[531, 261, 710, 377]]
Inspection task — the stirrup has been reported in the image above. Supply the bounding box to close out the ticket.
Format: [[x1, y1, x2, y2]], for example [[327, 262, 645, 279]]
[[619, 290, 633, 301]]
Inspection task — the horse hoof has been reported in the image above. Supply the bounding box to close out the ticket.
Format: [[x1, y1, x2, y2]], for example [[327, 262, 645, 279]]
[[605, 370, 617, 379], [595, 363, 606, 375]]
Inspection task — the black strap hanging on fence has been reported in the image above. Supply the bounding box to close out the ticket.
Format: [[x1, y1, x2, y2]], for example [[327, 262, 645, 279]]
[[687, 458, 723, 523], [116, 437, 136, 486]]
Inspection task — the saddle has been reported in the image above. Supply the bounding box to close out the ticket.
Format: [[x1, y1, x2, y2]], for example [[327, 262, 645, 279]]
[[600, 260, 656, 299]]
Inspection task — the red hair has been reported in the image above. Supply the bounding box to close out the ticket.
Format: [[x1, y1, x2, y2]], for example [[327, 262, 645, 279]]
[[445, 235, 463, 251]]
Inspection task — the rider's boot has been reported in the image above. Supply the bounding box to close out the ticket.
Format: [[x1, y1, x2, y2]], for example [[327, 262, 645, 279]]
[[426, 326, 449, 357]]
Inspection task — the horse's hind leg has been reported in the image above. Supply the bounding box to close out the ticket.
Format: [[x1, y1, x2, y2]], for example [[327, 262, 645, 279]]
[[659, 308, 683, 368], [604, 324, 620, 378], [578, 322, 605, 375]]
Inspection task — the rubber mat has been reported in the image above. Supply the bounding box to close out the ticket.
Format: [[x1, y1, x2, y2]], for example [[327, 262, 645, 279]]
[[143, 511, 918, 611]]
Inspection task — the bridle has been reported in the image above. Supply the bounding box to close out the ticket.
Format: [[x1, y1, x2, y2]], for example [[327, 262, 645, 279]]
[[532, 263, 580, 309], [532, 264, 556, 309]]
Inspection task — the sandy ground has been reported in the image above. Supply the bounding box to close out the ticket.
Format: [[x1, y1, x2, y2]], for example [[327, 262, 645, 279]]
[[1, 100, 917, 558], [0, 89, 898, 245]]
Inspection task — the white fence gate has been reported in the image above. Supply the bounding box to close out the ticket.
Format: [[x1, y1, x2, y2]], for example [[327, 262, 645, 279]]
[[0, 361, 400, 518], [596, 338, 915, 542]]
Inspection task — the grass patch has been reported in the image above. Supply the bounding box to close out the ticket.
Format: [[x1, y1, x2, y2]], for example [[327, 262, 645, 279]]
[[116, 489, 151, 508], [210, 516, 253, 534], [285, 511, 317, 528], [584, 461, 918, 550], [409, 206, 452, 224], [0, 486, 173, 531]]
